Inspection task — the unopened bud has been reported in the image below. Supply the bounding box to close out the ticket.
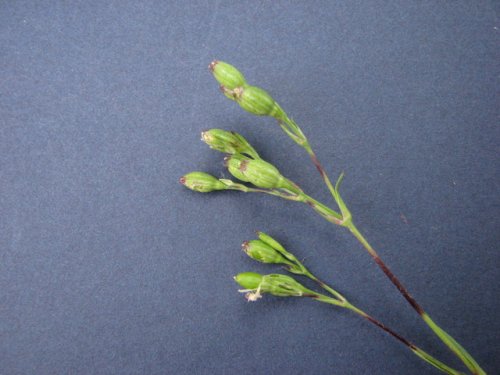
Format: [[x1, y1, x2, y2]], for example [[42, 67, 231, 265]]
[[234, 272, 314, 301], [235, 85, 286, 120], [226, 155, 298, 191], [224, 154, 251, 183], [254, 232, 305, 274], [209, 60, 246, 90], [242, 240, 288, 264], [179, 172, 227, 193], [234, 272, 263, 290], [260, 274, 312, 297], [201, 129, 260, 159]]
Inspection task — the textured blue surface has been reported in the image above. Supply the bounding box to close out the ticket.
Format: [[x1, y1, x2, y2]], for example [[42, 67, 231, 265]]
[[1, 1, 499, 374]]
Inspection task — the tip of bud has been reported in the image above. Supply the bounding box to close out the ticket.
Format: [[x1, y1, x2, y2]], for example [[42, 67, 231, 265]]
[[200, 130, 209, 142], [241, 241, 249, 253], [208, 60, 218, 72], [179, 176, 186, 185]]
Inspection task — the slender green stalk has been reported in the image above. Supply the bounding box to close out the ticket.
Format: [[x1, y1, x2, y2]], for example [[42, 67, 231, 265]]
[[278, 117, 486, 375], [239, 182, 485, 374], [345, 221, 485, 375], [301, 267, 463, 374], [281, 117, 340, 203], [312, 294, 464, 375], [304, 272, 346, 303], [422, 313, 486, 375]]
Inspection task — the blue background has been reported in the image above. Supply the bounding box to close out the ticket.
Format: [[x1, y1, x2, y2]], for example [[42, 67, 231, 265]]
[[1, 1, 499, 374]]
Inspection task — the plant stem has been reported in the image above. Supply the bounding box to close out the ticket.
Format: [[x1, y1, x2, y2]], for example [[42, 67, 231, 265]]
[[282, 117, 339, 203], [306, 272, 463, 374], [345, 221, 485, 375], [297, 193, 343, 224], [346, 222, 424, 315], [314, 295, 464, 375], [278, 117, 486, 375], [304, 272, 346, 302]]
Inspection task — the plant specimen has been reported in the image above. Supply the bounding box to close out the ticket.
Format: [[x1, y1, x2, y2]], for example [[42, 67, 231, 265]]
[[180, 61, 486, 375]]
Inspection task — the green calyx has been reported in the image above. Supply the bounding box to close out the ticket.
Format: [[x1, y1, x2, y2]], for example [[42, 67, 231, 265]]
[[242, 240, 289, 264], [224, 154, 298, 192], [260, 274, 313, 297], [209, 60, 246, 90], [235, 272, 315, 301], [257, 231, 288, 255], [179, 172, 227, 193], [235, 85, 286, 120], [201, 129, 260, 159], [224, 154, 251, 183], [255, 231, 308, 274]]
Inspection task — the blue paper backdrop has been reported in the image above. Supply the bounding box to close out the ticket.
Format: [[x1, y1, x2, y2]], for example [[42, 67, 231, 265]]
[[1, 1, 499, 374]]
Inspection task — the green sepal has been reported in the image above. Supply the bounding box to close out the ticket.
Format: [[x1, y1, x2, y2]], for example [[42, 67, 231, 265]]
[[257, 231, 296, 262], [260, 274, 315, 297], [255, 231, 309, 275], [256, 231, 286, 253], [333, 172, 352, 225], [225, 154, 297, 191]]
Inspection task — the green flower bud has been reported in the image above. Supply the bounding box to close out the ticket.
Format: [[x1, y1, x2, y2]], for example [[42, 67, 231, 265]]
[[260, 274, 312, 297], [235, 273, 316, 301], [233, 158, 298, 192], [242, 240, 288, 264], [224, 154, 251, 183], [179, 172, 227, 193], [234, 85, 286, 120], [255, 231, 306, 274], [234, 272, 263, 290], [209, 60, 246, 90], [201, 129, 260, 159], [243, 159, 282, 189]]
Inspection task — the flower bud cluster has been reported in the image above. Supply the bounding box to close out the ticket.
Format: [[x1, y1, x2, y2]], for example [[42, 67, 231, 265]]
[[209, 60, 286, 121]]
